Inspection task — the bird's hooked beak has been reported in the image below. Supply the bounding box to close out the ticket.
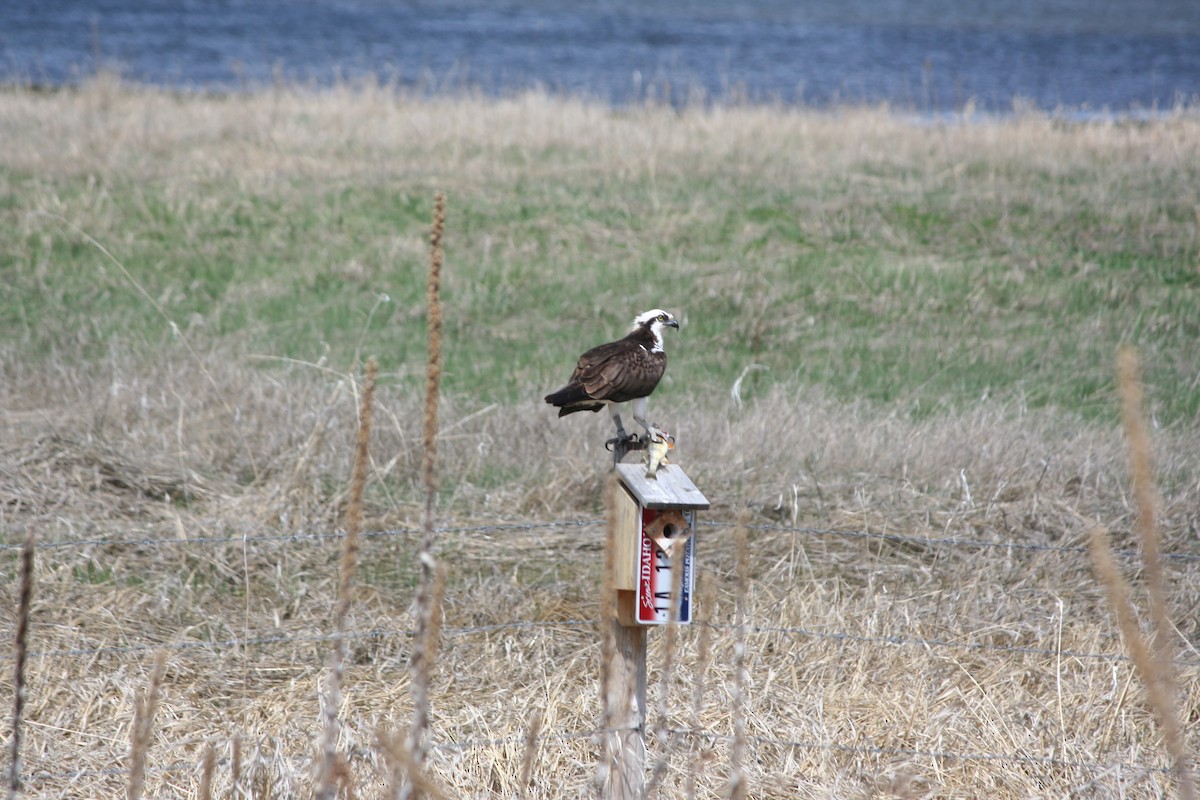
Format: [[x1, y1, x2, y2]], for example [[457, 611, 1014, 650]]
[[667, 317, 680, 329]]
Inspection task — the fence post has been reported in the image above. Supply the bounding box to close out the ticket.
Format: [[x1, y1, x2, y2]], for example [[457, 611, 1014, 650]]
[[603, 619, 647, 800]]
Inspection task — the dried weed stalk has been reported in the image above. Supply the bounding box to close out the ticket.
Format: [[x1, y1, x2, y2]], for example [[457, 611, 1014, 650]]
[[519, 709, 543, 800], [422, 191, 445, 521], [684, 572, 716, 800], [126, 651, 166, 800], [231, 733, 242, 800], [403, 558, 446, 780], [317, 356, 377, 800], [7, 530, 34, 800], [1091, 347, 1196, 799], [1116, 348, 1172, 664], [402, 192, 447, 800], [647, 535, 689, 796], [198, 743, 216, 800], [378, 729, 451, 800], [727, 516, 750, 800]]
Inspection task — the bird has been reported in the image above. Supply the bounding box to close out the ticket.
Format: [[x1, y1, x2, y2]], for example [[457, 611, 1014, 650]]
[[544, 309, 679, 446]]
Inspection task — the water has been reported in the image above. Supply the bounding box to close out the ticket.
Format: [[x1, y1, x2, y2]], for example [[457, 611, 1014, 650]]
[[2, 0, 1198, 113]]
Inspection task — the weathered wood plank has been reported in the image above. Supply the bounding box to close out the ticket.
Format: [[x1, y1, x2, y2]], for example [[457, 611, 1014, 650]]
[[612, 483, 640, 591], [615, 463, 710, 510]]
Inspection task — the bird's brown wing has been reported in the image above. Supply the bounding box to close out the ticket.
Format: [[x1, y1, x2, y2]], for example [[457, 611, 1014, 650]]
[[574, 343, 665, 404]]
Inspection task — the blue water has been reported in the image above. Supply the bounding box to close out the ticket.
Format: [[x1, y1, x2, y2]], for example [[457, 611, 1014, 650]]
[[2, 1, 1198, 113]]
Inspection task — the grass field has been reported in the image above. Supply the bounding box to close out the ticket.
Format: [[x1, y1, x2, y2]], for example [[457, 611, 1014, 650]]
[[2, 76, 1200, 798]]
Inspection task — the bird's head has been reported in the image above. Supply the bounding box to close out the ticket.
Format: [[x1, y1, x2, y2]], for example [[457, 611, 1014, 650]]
[[632, 309, 679, 352]]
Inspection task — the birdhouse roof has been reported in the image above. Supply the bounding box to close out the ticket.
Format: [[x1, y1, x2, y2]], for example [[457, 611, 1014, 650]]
[[615, 463, 710, 510]]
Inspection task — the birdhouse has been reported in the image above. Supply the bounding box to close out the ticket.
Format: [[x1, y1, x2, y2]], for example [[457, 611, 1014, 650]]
[[612, 463, 710, 625]]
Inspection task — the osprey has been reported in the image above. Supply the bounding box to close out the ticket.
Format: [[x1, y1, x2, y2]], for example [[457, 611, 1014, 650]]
[[544, 309, 679, 443]]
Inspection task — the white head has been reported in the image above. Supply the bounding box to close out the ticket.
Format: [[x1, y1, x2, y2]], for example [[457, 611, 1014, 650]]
[[631, 309, 680, 352]]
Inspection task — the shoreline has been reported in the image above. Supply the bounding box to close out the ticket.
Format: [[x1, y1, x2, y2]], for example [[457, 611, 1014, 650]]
[[3, 71, 1198, 125]]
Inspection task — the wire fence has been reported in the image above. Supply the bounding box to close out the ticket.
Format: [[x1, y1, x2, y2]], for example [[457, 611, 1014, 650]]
[[0, 520, 603, 552], [5, 517, 1200, 563], [6, 516, 1192, 790], [13, 516, 1199, 670], [25, 616, 1198, 668], [22, 726, 1173, 786]]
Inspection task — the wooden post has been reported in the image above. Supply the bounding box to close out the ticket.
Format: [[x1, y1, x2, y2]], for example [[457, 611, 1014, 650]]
[[603, 619, 647, 800], [602, 463, 710, 799]]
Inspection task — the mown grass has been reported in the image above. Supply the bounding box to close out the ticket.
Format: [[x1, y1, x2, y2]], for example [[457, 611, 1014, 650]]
[[3, 81, 1198, 427]]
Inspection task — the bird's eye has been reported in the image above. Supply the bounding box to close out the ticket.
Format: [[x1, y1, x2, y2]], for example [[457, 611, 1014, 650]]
[[657, 314, 667, 321]]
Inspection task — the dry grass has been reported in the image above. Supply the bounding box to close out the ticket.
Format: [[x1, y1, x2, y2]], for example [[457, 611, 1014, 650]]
[[2, 80, 1199, 798], [2, 344, 1199, 797]]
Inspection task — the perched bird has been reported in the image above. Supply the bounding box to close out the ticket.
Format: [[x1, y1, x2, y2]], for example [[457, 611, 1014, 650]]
[[544, 309, 679, 444]]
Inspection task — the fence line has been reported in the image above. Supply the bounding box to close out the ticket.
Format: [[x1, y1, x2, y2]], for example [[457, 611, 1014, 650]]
[[24, 620, 594, 660], [19, 723, 1171, 788], [3, 518, 1198, 564], [24, 615, 1199, 669], [9, 516, 1196, 793], [0, 520, 606, 552]]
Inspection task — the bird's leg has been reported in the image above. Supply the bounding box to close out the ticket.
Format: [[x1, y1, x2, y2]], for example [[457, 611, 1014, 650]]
[[630, 397, 667, 441], [609, 405, 629, 442], [606, 404, 642, 465]]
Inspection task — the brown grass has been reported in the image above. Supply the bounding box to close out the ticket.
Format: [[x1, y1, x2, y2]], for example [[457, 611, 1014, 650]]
[[2, 349, 1198, 797]]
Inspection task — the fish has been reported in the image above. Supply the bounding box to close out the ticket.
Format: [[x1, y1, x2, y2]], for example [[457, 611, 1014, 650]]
[[645, 431, 674, 479]]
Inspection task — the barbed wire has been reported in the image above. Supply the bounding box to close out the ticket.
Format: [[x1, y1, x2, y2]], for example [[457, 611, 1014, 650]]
[[25, 620, 595, 659], [18, 722, 1171, 789], [693, 729, 1173, 776], [0, 520, 605, 553], [10, 523, 1188, 794], [713, 520, 1200, 563], [3, 517, 1198, 564], [24, 614, 1200, 669]]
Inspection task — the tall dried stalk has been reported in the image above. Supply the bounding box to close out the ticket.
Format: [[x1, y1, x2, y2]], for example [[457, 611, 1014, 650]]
[[727, 517, 750, 800], [647, 535, 689, 796], [7, 530, 34, 800], [317, 357, 378, 800], [396, 562, 446, 800], [197, 743, 216, 800], [127, 651, 166, 800], [518, 709, 543, 800], [378, 729, 451, 800], [684, 573, 715, 800], [1116, 348, 1171, 665], [421, 191, 445, 531], [231, 733, 242, 800], [1089, 347, 1195, 799], [401, 192, 447, 800]]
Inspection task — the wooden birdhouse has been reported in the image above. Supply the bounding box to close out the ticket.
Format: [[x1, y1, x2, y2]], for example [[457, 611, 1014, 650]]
[[612, 462, 710, 626]]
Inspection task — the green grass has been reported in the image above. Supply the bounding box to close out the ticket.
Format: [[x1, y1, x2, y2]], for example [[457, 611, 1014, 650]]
[[2, 87, 1199, 426]]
